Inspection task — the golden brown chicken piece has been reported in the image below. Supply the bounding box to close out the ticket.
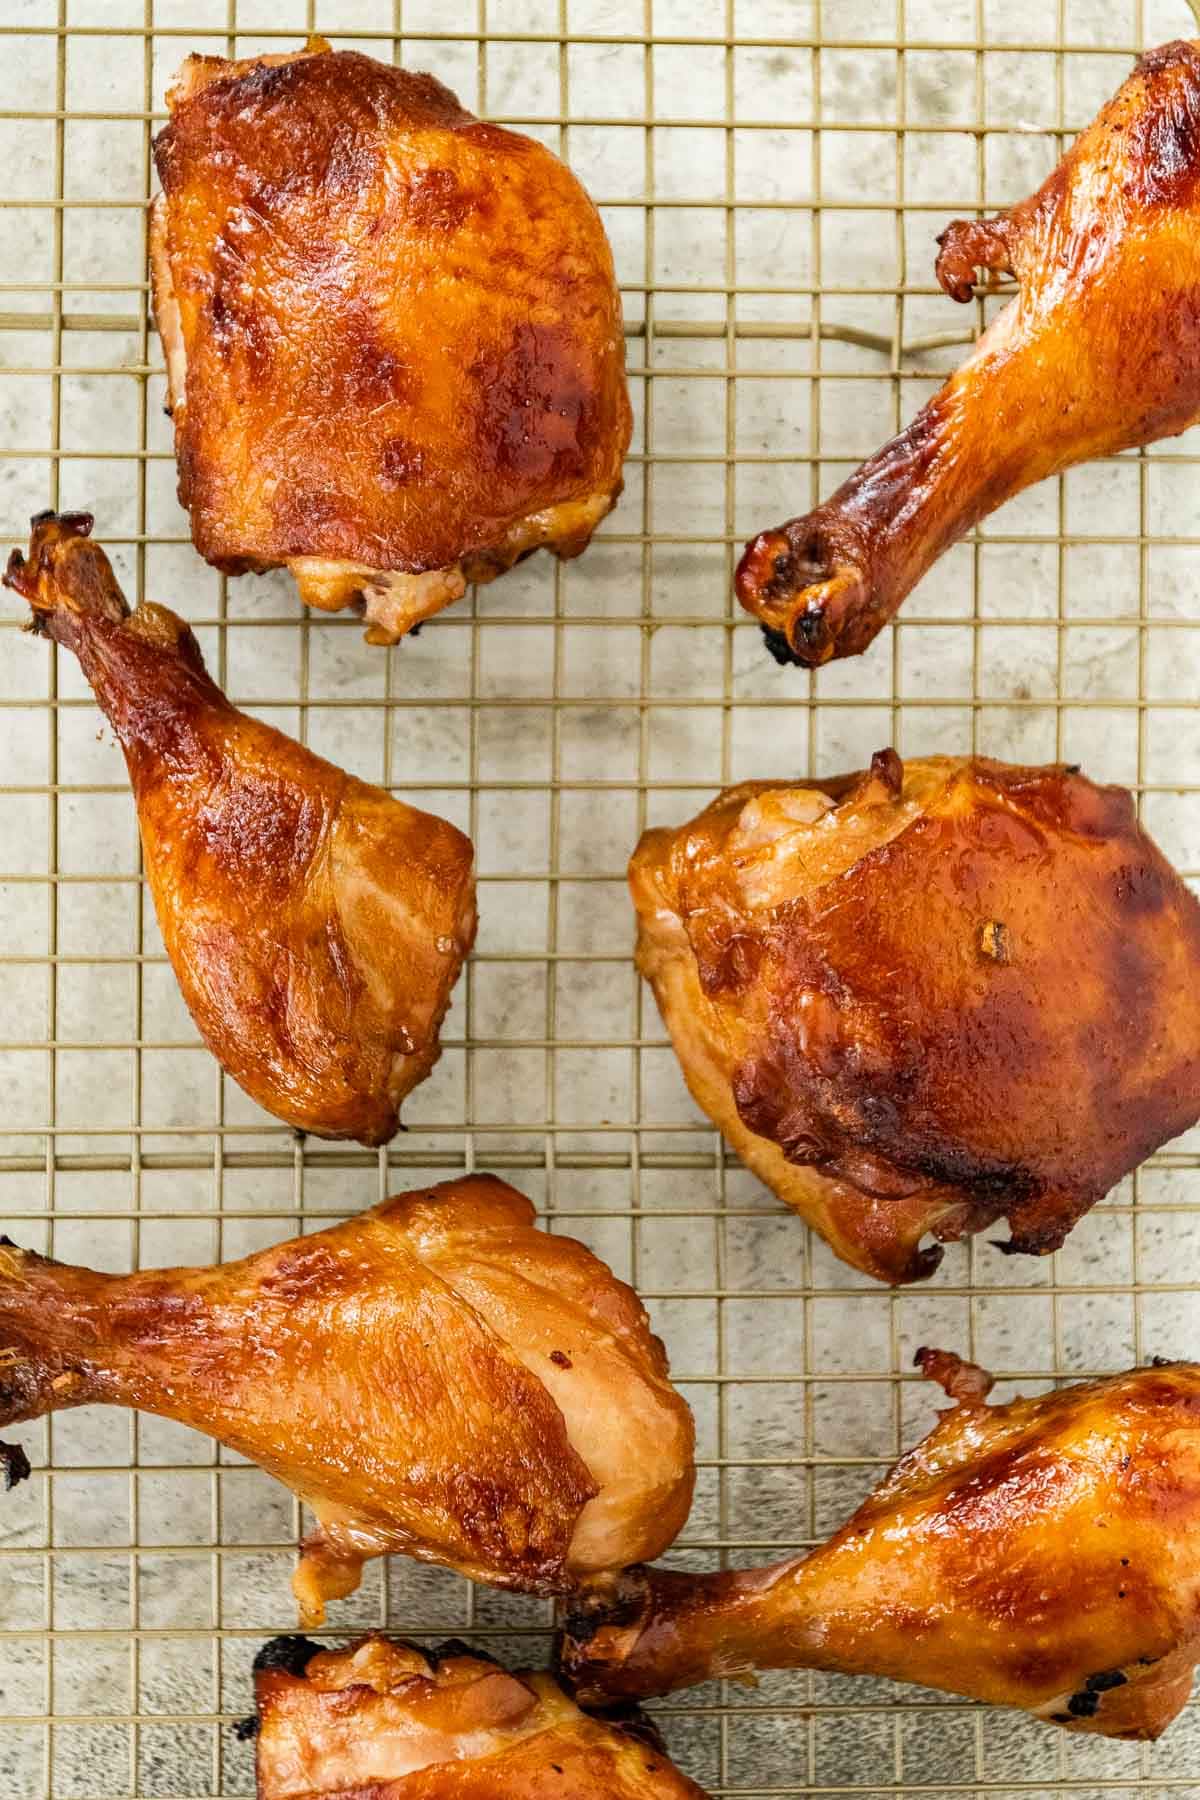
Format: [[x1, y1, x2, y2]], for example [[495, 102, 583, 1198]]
[[562, 1350, 1200, 1742], [151, 38, 631, 644], [253, 1633, 708, 1799], [0, 1176, 695, 1624], [737, 39, 1200, 664], [4, 512, 475, 1145], [631, 751, 1200, 1284]]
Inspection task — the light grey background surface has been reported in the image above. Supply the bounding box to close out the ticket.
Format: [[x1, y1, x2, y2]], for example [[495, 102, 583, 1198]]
[[2, 0, 1200, 1794]]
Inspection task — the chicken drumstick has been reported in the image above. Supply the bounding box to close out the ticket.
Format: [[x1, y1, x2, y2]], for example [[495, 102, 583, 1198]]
[[5, 512, 475, 1146], [737, 39, 1200, 664], [561, 1351, 1200, 1742], [253, 1633, 708, 1798], [0, 1176, 695, 1624]]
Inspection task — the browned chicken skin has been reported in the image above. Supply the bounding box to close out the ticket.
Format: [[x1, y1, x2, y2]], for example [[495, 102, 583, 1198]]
[[737, 39, 1200, 665], [151, 39, 631, 643], [4, 512, 475, 1145], [562, 1351, 1200, 1742], [630, 751, 1200, 1283], [254, 1633, 708, 1799], [0, 1176, 695, 1624]]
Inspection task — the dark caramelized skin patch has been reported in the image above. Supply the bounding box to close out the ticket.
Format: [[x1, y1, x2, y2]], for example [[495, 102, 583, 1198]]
[[629, 754, 1200, 1283], [560, 1355, 1200, 1745], [399, 162, 477, 231], [0, 1441, 31, 1491], [471, 321, 600, 487], [153, 42, 631, 582], [735, 38, 1200, 664], [1125, 41, 1200, 206]]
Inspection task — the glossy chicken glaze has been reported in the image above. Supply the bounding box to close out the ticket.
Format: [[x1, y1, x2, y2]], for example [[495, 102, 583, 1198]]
[[630, 752, 1200, 1283], [562, 1353, 1200, 1741], [254, 1634, 708, 1798], [151, 40, 631, 642], [0, 1177, 695, 1623], [4, 512, 475, 1145], [737, 39, 1200, 664]]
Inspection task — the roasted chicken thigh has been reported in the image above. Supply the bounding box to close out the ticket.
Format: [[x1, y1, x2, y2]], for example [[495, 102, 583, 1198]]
[[630, 751, 1200, 1282], [5, 512, 474, 1145], [737, 39, 1200, 664], [254, 1633, 707, 1799], [562, 1351, 1200, 1742], [151, 39, 631, 643], [0, 1177, 695, 1624]]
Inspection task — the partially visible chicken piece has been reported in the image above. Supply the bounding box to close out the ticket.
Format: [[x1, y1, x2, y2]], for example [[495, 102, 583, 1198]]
[[4, 512, 475, 1145], [151, 37, 631, 644], [0, 1176, 695, 1625], [737, 39, 1200, 665], [561, 1351, 1200, 1742], [630, 751, 1200, 1283], [253, 1633, 708, 1799]]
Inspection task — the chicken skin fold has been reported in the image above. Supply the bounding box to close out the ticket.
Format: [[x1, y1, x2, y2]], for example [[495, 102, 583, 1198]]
[[151, 38, 632, 643], [737, 39, 1200, 665], [630, 751, 1200, 1283], [253, 1632, 708, 1799], [561, 1351, 1200, 1742], [0, 1176, 695, 1624], [4, 512, 475, 1146]]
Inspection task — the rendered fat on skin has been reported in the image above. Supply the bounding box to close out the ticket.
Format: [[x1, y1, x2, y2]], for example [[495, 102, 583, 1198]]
[[0, 1176, 695, 1624], [560, 1352, 1200, 1743], [4, 512, 475, 1146], [151, 38, 632, 643], [630, 750, 1200, 1283], [736, 39, 1200, 664], [253, 1634, 709, 1798]]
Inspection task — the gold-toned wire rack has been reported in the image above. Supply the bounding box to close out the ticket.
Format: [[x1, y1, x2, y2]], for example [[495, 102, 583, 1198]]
[[3, 1, 1200, 1796]]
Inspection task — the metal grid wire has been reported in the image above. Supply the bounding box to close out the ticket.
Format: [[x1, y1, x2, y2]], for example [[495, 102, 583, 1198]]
[[2, 0, 1200, 1794]]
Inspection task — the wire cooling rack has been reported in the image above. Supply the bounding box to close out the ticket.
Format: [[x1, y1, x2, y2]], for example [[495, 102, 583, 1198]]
[[3, 1, 1200, 1795]]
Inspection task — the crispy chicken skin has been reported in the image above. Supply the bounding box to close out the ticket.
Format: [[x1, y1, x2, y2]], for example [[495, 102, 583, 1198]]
[[737, 39, 1200, 665], [0, 1176, 695, 1624], [562, 1351, 1200, 1742], [630, 751, 1200, 1283], [253, 1633, 708, 1799], [4, 512, 475, 1146], [151, 38, 631, 643]]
